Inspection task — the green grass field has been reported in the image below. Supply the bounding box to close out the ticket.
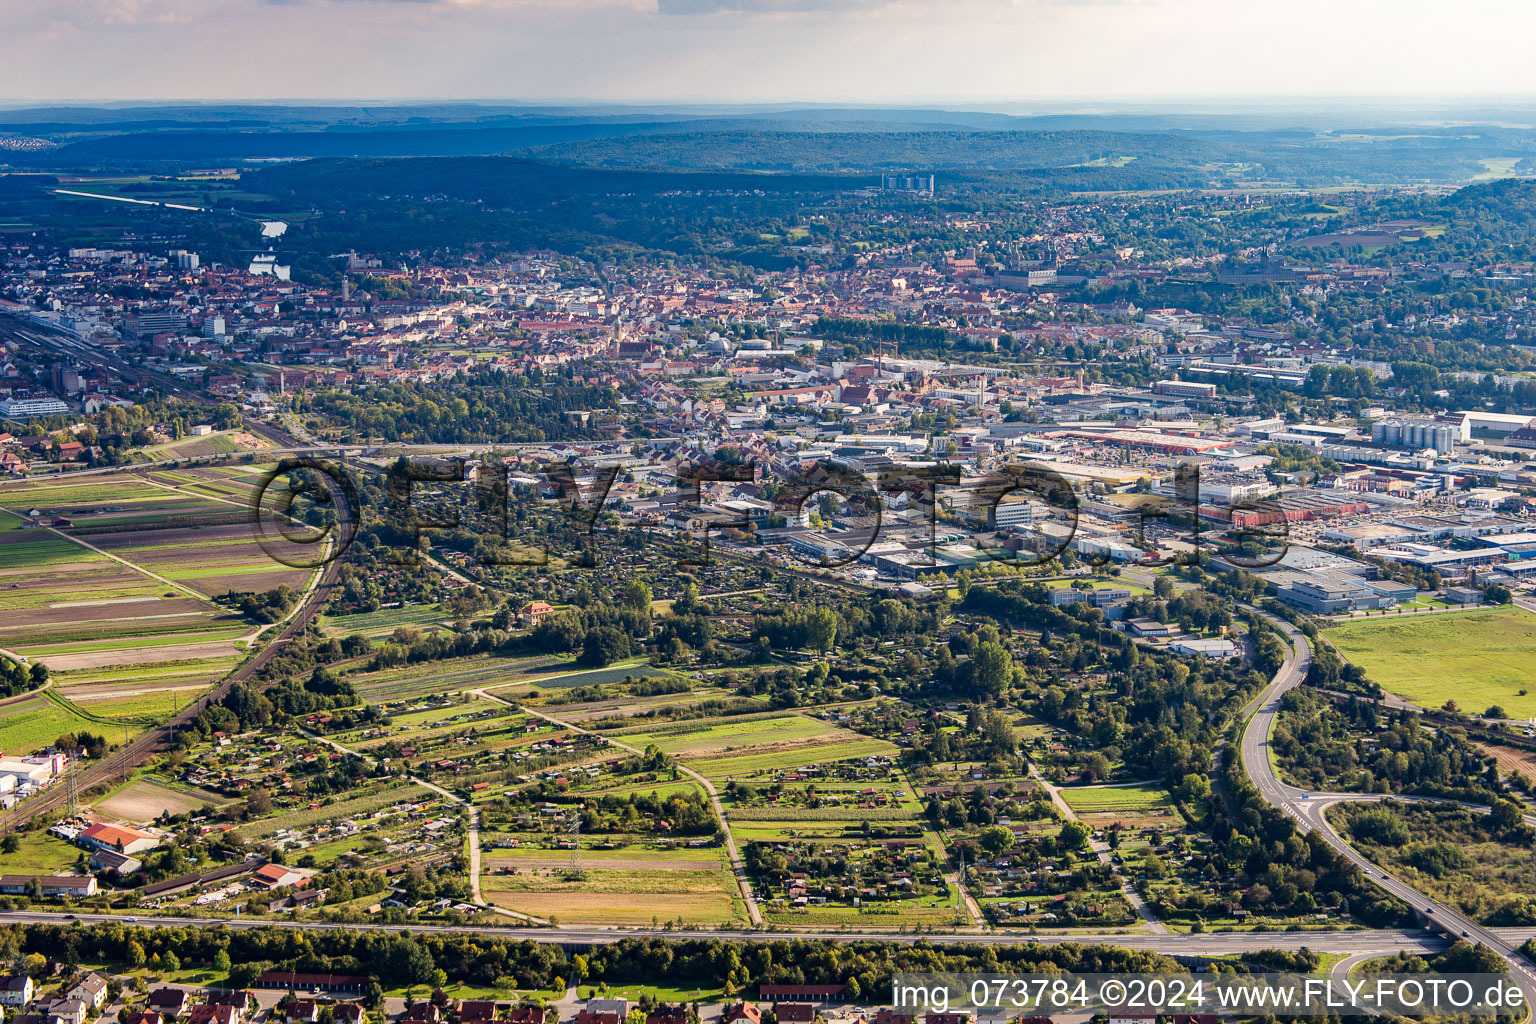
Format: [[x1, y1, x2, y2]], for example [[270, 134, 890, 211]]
[[0, 831, 84, 875], [0, 695, 110, 754], [1060, 783, 1174, 813], [1324, 606, 1536, 717]]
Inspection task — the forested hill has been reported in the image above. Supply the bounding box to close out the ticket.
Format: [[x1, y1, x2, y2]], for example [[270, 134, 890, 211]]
[[521, 128, 1225, 172]]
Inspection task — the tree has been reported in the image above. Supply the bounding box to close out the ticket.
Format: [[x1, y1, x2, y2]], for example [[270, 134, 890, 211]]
[[1057, 820, 1091, 851], [579, 627, 629, 668], [971, 641, 1012, 697], [1490, 798, 1524, 831], [127, 942, 146, 970], [213, 950, 232, 974], [622, 580, 653, 613], [1349, 808, 1410, 845], [978, 825, 1014, 855], [161, 951, 180, 973], [805, 608, 837, 653]]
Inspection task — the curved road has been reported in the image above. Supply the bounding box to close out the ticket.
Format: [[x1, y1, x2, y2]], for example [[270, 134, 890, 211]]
[[1239, 612, 1536, 1001]]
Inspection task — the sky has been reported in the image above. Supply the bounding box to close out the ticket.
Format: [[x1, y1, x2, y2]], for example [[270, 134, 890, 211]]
[[5, 0, 1536, 104]]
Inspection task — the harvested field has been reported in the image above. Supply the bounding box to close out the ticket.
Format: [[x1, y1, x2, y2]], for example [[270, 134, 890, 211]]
[[1477, 742, 1536, 783], [482, 889, 738, 926], [484, 855, 718, 872], [97, 779, 229, 822]]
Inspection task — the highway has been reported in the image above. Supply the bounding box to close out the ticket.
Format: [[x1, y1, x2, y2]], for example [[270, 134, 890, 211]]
[[1239, 612, 1536, 999], [0, 908, 1527, 955]]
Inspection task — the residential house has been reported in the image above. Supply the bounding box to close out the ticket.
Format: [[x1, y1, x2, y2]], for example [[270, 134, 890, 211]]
[[723, 1005, 761, 1024], [585, 1002, 628, 1019], [47, 999, 86, 1024], [459, 1002, 498, 1024], [66, 974, 107, 1010], [188, 1007, 239, 1024], [147, 991, 190, 1018], [0, 975, 33, 1006], [88, 849, 142, 877]]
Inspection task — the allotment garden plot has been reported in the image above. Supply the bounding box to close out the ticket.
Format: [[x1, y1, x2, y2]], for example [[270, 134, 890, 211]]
[[470, 715, 749, 926]]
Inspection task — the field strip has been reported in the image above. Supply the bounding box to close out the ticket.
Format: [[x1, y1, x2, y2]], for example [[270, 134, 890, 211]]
[[72, 683, 209, 701], [132, 472, 248, 509], [50, 596, 166, 609]]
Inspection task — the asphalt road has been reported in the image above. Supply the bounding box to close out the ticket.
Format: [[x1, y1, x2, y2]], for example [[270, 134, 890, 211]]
[[1, 908, 1527, 955], [1239, 612, 1536, 1000]]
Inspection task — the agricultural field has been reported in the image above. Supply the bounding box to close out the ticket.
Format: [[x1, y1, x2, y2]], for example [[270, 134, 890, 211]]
[[320, 603, 451, 638], [618, 710, 901, 780], [136, 431, 272, 462], [327, 694, 604, 790], [0, 468, 329, 745], [0, 692, 108, 755], [344, 652, 579, 702], [95, 776, 231, 823], [1324, 606, 1536, 717]]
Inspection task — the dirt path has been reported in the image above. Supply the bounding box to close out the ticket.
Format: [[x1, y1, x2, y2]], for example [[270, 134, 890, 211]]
[[296, 726, 548, 926], [1028, 764, 1167, 934]]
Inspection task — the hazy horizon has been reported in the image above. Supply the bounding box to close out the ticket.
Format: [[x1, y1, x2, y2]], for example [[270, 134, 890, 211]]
[[7, 0, 1536, 106]]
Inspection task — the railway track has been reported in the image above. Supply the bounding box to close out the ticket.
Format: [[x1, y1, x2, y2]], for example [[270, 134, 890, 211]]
[[10, 558, 344, 827]]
